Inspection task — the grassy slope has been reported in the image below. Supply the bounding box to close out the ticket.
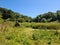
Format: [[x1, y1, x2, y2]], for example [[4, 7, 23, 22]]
[[0, 22, 60, 45]]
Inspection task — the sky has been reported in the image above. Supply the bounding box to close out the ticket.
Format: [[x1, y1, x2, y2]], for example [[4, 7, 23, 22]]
[[0, 0, 60, 17]]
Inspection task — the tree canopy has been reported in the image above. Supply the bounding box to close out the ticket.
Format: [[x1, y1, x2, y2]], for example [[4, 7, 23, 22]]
[[0, 7, 60, 22]]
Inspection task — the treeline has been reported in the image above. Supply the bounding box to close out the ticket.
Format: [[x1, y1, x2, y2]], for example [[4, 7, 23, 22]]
[[0, 7, 32, 22], [0, 7, 60, 22], [33, 11, 60, 22]]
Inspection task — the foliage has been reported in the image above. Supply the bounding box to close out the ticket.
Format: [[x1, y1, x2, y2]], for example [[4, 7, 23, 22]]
[[0, 7, 32, 22], [14, 21, 20, 27], [1, 7, 60, 22], [41, 18, 47, 23], [33, 11, 58, 22]]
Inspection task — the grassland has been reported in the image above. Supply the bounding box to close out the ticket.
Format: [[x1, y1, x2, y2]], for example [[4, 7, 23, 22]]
[[0, 21, 60, 45]]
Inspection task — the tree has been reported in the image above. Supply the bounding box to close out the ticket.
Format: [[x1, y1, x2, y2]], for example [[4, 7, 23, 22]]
[[56, 10, 60, 22], [41, 18, 47, 23], [7, 10, 16, 21], [2, 13, 11, 21], [37, 16, 40, 22]]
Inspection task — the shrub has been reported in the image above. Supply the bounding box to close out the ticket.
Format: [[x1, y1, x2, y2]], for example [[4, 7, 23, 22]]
[[31, 23, 47, 29], [31, 22, 60, 30], [14, 21, 20, 27]]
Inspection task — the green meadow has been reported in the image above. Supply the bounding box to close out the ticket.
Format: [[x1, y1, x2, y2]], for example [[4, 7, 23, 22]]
[[0, 21, 60, 45]]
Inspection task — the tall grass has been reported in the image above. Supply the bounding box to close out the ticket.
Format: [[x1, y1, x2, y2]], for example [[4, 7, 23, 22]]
[[0, 22, 60, 45], [21, 22, 60, 30]]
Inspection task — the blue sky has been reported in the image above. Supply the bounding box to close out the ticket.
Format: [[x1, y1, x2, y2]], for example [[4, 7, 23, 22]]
[[0, 0, 60, 17]]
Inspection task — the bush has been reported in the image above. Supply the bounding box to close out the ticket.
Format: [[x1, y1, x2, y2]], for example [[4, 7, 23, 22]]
[[14, 21, 20, 27], [31, 22, 60, 30], [31, 23, 48, 29], [47, 23, 60, 30]]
